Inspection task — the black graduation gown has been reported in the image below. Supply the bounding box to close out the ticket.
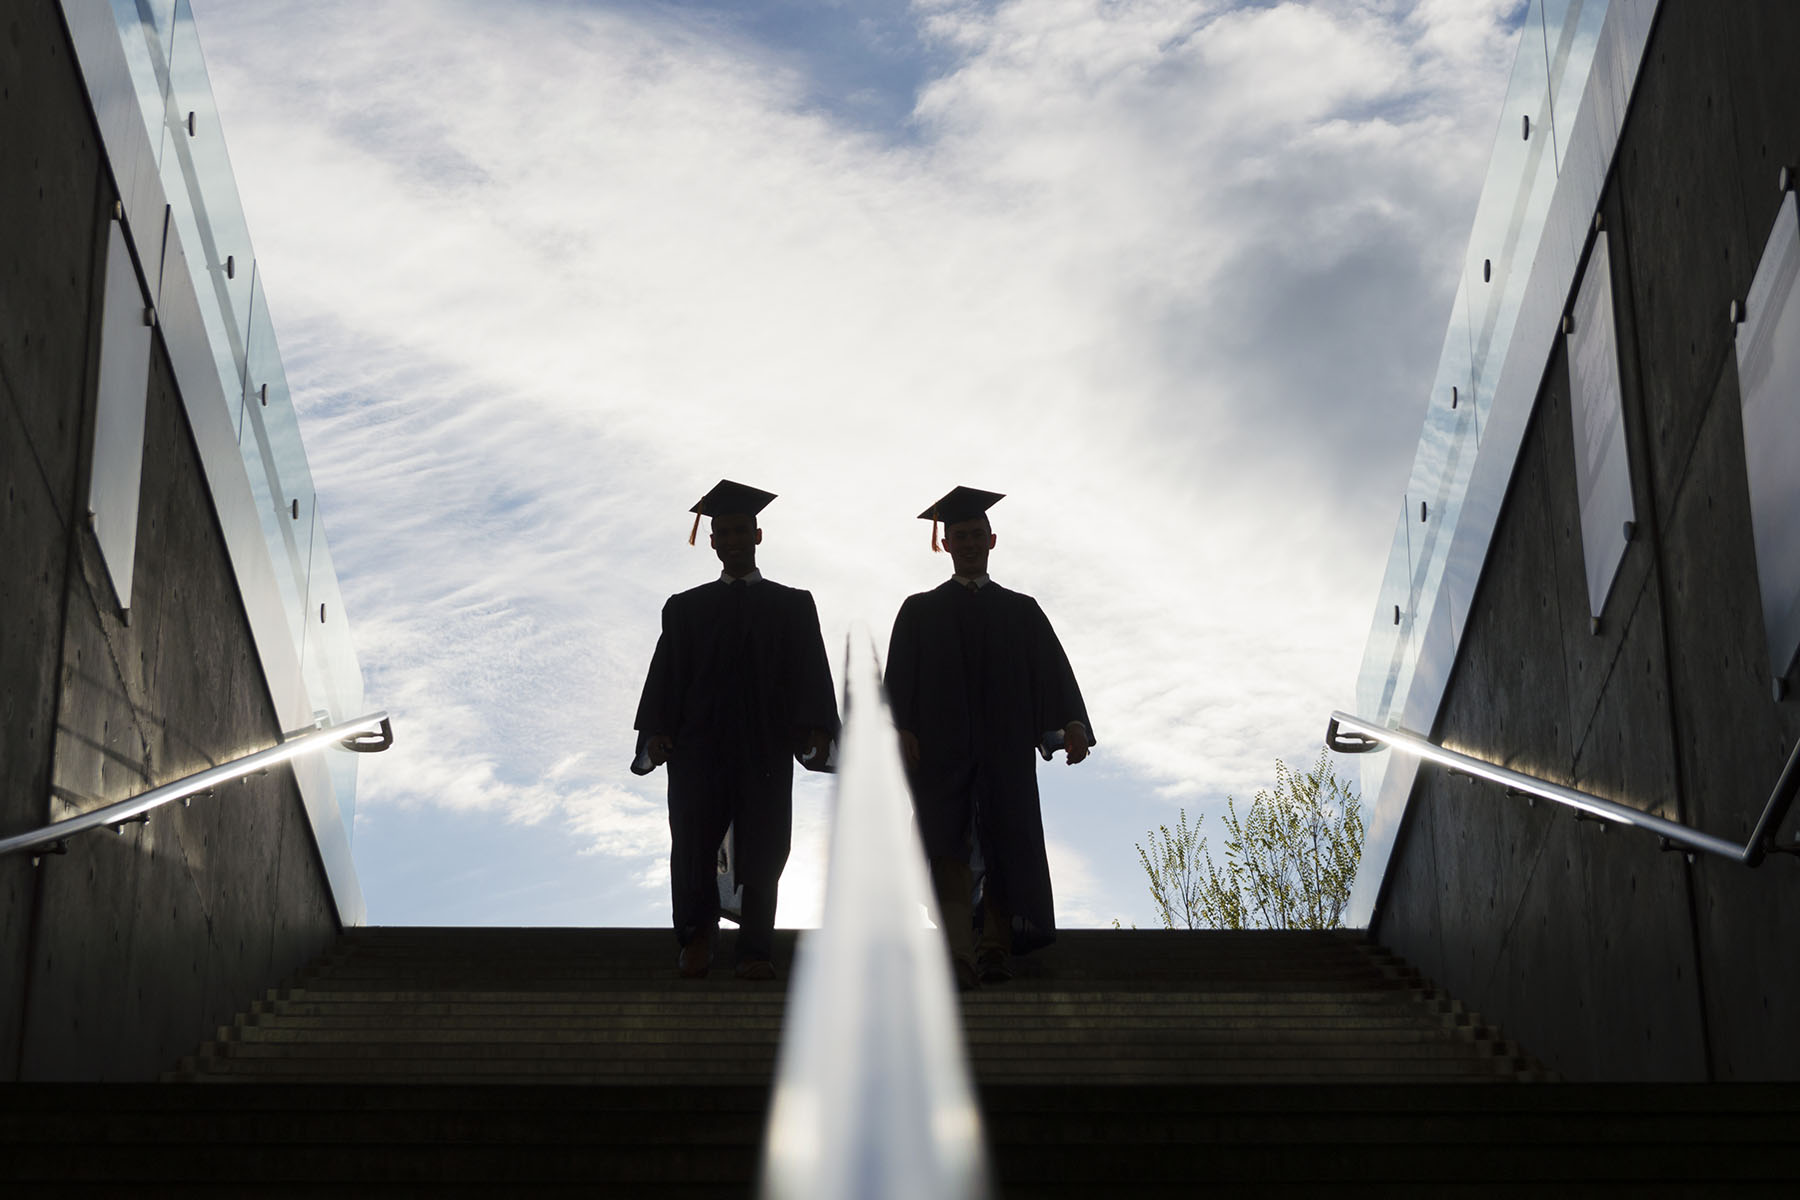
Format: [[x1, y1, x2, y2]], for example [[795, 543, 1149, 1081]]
[[633, 578, 839, 890], [885, 579, 1094, 952]]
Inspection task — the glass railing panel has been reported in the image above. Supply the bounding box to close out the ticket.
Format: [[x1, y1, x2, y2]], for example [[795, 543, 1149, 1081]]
[[1349, 509, 1417, 843], [238, 265, 274, 440], [301, 517, 366, 842], [1465, 0, 1558, 432], [1439, 273, 1478, 447], [108, 0, 178, 157], [239, 270, 315, 648], [1542, 0, 1610, 173], [1354, 507, 1418, 730], [1404, 374, 1482, 655], [158, 0, 254, 407], [84, 0, 370, 860], [134, 0, 180, 60], [1344, 1, 1630, 928]]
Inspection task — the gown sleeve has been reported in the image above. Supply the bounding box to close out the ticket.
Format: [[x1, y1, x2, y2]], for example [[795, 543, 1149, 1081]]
[[1027, 598, 1094, 747], [631, 597, 682, 774], [884, 595, 924, 735], [788, 589, 841, 741]]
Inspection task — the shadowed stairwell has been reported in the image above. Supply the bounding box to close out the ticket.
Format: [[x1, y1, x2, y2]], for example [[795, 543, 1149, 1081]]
[[7, 926, 1797, 1196]]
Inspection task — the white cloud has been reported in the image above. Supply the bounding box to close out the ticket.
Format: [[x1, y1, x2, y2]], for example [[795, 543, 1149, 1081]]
[[189, 0, 1522, 925], [1044, 835, 1107, 928]]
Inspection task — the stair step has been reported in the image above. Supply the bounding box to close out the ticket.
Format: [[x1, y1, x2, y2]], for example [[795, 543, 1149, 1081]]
[[238, 1012, 1444, 1033], [45, 928, 1734, 1193]]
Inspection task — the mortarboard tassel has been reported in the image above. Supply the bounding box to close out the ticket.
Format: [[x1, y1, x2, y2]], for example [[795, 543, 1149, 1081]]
[[931, 507, 941, 552], [688, 509, 702, 546]]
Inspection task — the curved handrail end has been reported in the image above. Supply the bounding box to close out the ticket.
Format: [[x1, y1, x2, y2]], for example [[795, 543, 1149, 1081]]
[[1326, 712, 1385, 754], [341, 717, 394, 754]]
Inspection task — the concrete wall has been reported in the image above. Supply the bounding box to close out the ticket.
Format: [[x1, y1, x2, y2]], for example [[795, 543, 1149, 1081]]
[[1373, 0, 1800, 1081], [1, 0, 338, 1081]]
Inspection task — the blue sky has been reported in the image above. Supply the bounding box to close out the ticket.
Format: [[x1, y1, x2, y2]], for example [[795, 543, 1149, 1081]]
[[187, 0, 1526, 930]]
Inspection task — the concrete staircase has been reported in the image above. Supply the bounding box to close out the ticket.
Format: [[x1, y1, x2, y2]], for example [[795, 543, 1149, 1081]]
[[163, 927, 1539, 1086], [4, 927, 1795, 1195]]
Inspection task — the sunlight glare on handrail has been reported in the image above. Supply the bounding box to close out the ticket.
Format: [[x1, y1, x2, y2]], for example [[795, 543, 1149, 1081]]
[[760, 630, 989, 1200], [1327, 709, 1776, 864], [0, 711, 390, 860]]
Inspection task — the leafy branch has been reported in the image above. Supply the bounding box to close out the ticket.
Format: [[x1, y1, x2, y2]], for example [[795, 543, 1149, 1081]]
[[1135, 750, 1364, 930]]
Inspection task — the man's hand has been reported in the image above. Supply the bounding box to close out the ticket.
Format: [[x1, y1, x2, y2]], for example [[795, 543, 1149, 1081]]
[[647, 733, 675, 766], [1062, 722, 1090, 766], [800, 728, 833, 768], [899, 729, 921, 768]]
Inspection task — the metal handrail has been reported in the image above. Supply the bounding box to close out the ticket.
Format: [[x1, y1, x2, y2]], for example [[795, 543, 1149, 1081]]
[[1327, 710, 1800, 866], [760, 632, 989, 1200], [0, 711, 392, 860]]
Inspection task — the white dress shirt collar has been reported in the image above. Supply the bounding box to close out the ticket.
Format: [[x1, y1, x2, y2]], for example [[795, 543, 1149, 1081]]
[[720, 568, 764, 585]]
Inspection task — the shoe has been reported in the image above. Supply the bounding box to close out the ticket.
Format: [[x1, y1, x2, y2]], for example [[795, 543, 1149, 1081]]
[[975, 948, 1013, 984], [952, 956, 981, 993], [734, 959, 777, 982], [678, 931, 713, 979]]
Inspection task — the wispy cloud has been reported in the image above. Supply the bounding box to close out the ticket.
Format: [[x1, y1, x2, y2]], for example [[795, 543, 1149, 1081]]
[[190, 0, 1522, 926]]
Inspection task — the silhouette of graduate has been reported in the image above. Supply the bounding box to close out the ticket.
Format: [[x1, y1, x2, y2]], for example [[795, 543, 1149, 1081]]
[[885, 487, 1093, 990], [632, 480, 838, 981]]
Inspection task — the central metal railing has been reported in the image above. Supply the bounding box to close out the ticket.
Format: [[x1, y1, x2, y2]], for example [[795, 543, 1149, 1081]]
[[1327, 710, 1800, 867], [0, 712, 392, 862], [760, 632, 989, 1200]]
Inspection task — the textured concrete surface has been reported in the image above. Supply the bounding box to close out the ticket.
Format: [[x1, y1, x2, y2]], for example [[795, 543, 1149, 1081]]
[[1723, 4, 1800, 246], [1, 0, 339, 1081], [1611, 0, 1755, 532], [13, 340, 340, 1083], [0, 0, 103, 517], [1374, 0, 1800, 1081], [0, 367, 70, 1081], [1658, 341, 1800, 1080], [0, 0, 103, 1083]]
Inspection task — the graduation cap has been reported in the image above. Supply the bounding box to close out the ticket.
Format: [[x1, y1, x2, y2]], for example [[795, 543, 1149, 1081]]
[[919, 485, 1004, 552], [689, 479, 777, 545]]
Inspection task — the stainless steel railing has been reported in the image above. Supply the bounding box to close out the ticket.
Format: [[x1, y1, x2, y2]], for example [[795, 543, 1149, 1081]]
[[760, 633, 989, 1200], [0, 711, 392, 861], [1327, 709, 1800, 866]]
